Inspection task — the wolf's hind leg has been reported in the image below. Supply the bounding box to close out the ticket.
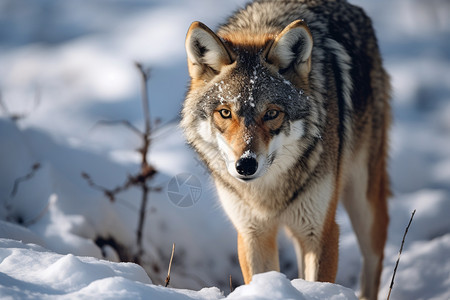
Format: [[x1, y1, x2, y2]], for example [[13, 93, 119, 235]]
[[342, 148, 389, 300], [237, 226, 280, 284], [285, 227, 305, 279]]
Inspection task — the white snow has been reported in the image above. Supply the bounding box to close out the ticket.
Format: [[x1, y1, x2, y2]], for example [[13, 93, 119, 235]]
[[240, 150, 257, 160], [1, 0, 449, 299], [0, 238, 356, 299]]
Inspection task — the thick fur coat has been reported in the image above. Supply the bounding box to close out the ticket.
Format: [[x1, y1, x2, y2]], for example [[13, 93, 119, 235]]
[[181, 1, 391, 299]]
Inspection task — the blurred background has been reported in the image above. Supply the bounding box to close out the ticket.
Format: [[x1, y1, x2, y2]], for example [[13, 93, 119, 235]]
[[0, 0, 449, 298]]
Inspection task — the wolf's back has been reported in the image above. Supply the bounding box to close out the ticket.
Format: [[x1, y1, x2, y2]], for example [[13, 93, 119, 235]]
[[218, 0, 390, 132]]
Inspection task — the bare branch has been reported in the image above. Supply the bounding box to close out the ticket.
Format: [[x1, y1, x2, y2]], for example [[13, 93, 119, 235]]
[[135, 183, 149, 260], [0, 88, 42, 122], [387, 209, 416, 300], [10, 163, 41, 198], [83, 62, 158, 276], [81, 172, 130, 202], [133, 62, 156, 263], [135, 62, 151, 137], [93, 120, 143, 137]]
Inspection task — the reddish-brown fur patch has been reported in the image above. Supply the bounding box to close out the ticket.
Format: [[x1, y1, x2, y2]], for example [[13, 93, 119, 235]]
[[238, 227, 279, 284], [213, 105, 248, 157], [237, 233, 252, 284], [367, 108, 390, 291], [220, 31, 275, 55]]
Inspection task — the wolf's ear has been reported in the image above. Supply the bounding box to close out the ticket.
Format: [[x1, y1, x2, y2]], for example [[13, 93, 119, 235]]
[[185, 22, 233, 80], [266, 20, 313, 77]]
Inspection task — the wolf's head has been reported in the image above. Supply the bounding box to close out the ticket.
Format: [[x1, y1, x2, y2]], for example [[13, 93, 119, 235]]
[[182, 20, 315, 182]]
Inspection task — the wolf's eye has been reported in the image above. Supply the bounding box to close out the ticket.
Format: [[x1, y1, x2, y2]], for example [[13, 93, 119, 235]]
[[263, 109, 280, 121], [219, 109, 232, 119]]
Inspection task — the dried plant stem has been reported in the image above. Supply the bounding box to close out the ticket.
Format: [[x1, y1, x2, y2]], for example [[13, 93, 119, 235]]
[[387, 209, 416, 300], [134, 62, 153, 263], [229, 275, 233, 293], [165, 243, 175, 287]]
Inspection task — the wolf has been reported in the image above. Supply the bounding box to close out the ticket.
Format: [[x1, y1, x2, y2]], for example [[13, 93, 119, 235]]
[[181, 0, 390, 299]]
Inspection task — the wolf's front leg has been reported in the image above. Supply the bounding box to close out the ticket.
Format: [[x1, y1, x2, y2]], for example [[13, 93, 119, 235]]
[[301, 218, 339, 283], [237, 226, 280, 284]]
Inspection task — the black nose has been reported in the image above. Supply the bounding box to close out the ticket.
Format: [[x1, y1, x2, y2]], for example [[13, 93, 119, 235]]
[[235, 157, 258, 176]]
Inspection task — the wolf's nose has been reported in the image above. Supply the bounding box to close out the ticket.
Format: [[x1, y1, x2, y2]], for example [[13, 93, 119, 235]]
[[235, 157, 258, 176]]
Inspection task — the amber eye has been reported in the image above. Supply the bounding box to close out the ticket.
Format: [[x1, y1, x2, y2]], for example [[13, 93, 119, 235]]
[[219, 109, 232, 119], [263, 109, 280, 121]]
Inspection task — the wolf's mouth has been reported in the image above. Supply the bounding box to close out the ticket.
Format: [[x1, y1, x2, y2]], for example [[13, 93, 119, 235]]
[[238, 176, 256, 182]]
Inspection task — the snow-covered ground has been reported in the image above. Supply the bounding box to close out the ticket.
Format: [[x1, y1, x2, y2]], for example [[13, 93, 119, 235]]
[[0, 239, 358, 300], [0, 0, 449, 299]]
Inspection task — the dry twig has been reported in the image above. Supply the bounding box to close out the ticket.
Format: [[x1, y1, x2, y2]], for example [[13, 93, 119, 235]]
[[229, 275, 233, 293], [0, 88, 41, 121], [387, 209, 416, 300], [165, 243, 175, 287], [94, 120, 143, 137], [5, 162, 55, 227], [9, 163, 41, 199]]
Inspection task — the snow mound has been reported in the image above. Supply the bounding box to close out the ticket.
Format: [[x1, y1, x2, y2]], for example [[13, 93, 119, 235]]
[[0, 238, 357, 299], [229, 271, 356, 300]]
